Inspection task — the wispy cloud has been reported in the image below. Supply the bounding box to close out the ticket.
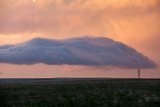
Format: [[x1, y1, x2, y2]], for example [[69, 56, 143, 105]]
[[0, 0, 159, 34]]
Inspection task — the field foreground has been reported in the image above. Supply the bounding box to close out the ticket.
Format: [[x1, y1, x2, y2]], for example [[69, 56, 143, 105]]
[[0, 78, 160, 107]]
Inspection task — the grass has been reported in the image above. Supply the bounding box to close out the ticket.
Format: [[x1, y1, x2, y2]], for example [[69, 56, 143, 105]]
[[0, 78, 160, 107]]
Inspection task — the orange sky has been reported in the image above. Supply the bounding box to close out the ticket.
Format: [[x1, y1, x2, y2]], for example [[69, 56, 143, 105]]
[[0, 63, 160, 78], [0, 0, 160, 78]]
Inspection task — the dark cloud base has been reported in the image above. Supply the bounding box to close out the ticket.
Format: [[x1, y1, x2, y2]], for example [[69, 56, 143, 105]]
[[0, 36, 157, 68]]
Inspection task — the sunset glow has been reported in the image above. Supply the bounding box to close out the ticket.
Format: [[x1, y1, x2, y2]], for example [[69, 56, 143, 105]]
[[0, 0, 160, 78]]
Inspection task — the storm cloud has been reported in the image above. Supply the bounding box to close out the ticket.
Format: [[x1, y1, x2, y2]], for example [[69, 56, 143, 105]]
[[0, 0, 160, 64], [0, 36, 157, 68]]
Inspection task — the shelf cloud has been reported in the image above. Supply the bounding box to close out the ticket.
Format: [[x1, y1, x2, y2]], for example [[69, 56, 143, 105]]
[[0, 0, 159, 67], [0, 36, 157, 68]]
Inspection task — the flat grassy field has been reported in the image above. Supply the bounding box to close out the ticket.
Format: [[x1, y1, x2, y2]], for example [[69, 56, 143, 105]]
[[0, 78, 160, 107]]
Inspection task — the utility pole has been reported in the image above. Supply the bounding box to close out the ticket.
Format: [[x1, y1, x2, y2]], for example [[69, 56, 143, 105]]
[[138, 68, 140, 79]]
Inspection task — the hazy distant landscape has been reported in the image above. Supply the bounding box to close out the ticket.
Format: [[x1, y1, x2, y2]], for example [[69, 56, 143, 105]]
[[1, 78, 160, 107]]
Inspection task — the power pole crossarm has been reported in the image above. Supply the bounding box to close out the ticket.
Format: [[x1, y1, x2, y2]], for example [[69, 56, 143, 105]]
[[138, 68, 140, 79]]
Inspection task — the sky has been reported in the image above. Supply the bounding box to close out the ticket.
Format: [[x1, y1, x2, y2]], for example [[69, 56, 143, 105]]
[[0, 0, 160, 78]]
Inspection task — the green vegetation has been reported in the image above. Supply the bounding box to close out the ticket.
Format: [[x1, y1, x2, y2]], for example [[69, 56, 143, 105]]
[[0, 79, 160, 107]]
